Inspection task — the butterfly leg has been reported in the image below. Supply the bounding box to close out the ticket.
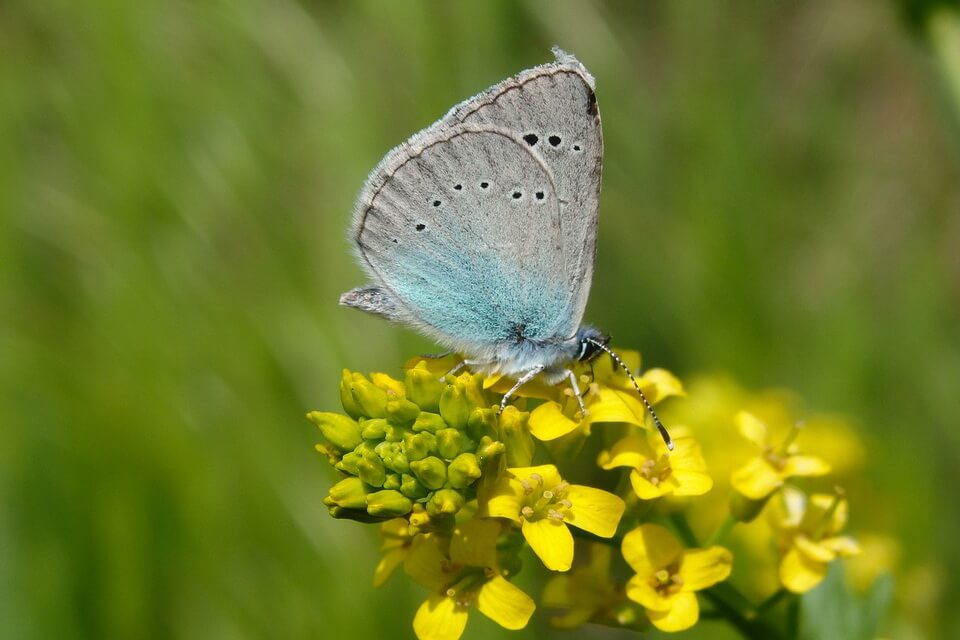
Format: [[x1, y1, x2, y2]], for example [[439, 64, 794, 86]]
[[444, 358, 489, 380], [565, 369, 589, 417], [498, 365, 546, 414]]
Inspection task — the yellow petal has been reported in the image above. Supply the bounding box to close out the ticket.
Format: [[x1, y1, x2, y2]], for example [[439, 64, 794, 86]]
[[450, 519, 501, 568], [621, 524, 683, 574], [373, 547, 407, 587], [780, 547, 828, 593], [522, 518, 574, 572], [736, 411, 768, 447], [629, 469, 671, 500], [528, 402, 580, 441], [508, 464, 563, 488], [486, 374, 558, 400], [670, 469, 714, 496], [403, 535, 450, 591], [625, 575, 674, 612], [586, 387, 648, 426], [647, 591, 700, 632], [481, 475, 523, 522], [677, 546, 733, 590], [413, 595, 469, 640], [639, 368, 685, 403], [821, 535, 861, 557], [794, 535, 836, 563], [476, 575, 535, 630], [597, 435, 653, 470], [562, 485, 625, 538], [667, 436, 709, 472], [782, 455, 831, 479], [730, 456, 783, 500]]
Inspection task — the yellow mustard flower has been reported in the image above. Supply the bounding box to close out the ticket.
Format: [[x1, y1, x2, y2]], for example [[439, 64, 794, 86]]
[[373, 517, 417, 587], [730, 411, 830, 500], [542, 543, 642, 629], [769, 487, 861, 593], [598, 429, 712, 500], [622, 524, 733, 632], [482, 464, 625, 571], [403, 519, 534, 640]]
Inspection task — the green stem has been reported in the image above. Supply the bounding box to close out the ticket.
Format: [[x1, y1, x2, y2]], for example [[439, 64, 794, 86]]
[[706, 513, 738, 546], [757, 587, 789, 614], [668, 511, 700, 546], [786, 595, 800, 640]]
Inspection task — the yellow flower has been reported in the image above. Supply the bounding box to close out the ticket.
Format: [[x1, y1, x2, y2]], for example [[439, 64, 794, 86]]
[[482, 464, 625, 571], [373, 518, 417, 587], [730, 411, 830, 500], [598, 429, 712, 500], [769, 487, 861, 593], [622, 524, 733, 632], [542, 543, 642, 629], [404, 519, 535, 640]]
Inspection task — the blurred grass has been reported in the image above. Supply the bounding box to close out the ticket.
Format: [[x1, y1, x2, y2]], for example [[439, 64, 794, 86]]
[[2, 1, 959, 638]]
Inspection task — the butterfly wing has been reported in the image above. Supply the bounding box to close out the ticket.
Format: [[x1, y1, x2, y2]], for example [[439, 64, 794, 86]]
[[347, 124, 570, 354], [441, 48, 602, 334]]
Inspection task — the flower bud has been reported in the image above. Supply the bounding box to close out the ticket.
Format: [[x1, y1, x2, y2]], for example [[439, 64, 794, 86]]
[[476, 436, 506, 463], [383, 473, 402, 491], [314, 443, 341, 466], [413, 412, 446, 434], [409, 455, 447, 490], [400, 473, 428, 500], [360, 418, 388, 441], [405, 363, 443, 412], [385, 424, 406, 443], [461, 373, 489, 411], [357, 451, 386, 487], [307, 411, 363, 452], [730, 490, 770, 523], [375, 441, 410, 474], [403, 432, 436, 461], [440, 382, 471, 430], [371, 372, 405, 397], [339, 370, 364, 419], [408, 504, 431, 528], [386, 397, 420, 428], [467, 408, 498, 441], [498, 406, 534, 467], [447, 453, 482, 488], [349, 374, 388, 418], [436, 428, 471, 460], [335, 451, 361, 475], [366, 489, 413, 517], [427, 489, 465, 516], [328, 477, 369, 510]]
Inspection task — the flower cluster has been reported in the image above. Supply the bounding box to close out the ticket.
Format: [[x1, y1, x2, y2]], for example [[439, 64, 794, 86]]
[[309, 351, 873, 639]]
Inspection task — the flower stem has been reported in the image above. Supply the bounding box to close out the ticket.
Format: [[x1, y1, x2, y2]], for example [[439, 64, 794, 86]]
[[756, 587, 789, 613], [668, 511, 700, 547], [706, 513, 738, 546]]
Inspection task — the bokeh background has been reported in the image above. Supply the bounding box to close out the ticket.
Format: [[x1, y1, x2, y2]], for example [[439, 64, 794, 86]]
[[3, 1, 959, 638]]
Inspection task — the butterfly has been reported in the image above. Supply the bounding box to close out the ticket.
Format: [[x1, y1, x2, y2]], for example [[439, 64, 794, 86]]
[[340, 48, 672, 448]]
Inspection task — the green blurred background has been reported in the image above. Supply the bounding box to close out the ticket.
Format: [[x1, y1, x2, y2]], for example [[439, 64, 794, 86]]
[[3, 1, 959, 638]]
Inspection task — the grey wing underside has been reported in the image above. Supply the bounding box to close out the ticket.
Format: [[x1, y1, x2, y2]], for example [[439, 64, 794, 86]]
[[341, 49, 601, 349]]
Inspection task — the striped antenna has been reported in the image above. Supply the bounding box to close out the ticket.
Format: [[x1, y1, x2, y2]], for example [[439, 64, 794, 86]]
[[585, 338, 674, 451]]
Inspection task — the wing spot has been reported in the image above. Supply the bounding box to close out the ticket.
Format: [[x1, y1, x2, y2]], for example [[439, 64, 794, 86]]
[[548, 135, 561, 147], [523, 133, 539, 146], [572, 144, 581, 151], [453, 184, 462, 191], [392, 238, 398, 244], [512, 191, 522, 200], [535, 191, 545, 200], [480, 181, 489, 189], [415, 223, 426, 231], [432, 200, 441, 207]]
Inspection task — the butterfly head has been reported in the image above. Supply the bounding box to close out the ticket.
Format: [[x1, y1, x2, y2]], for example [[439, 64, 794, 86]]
[[575, 326, 610, 362]]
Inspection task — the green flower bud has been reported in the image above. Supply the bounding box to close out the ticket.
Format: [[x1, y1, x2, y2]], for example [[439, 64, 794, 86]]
[[436, 428, 469, 460], [383, 473, 402, 491], [467, 408, 498, 441], [730, 490, 770, 523], [307, 411, 363, 452], [461, 372, 489, 411], [412, 412, 446, 434], [386, 397, 420, 428], [350, 374, 389, 418], [366, 489, 413, 517], [314, 443, 341, 466], [476, 436, 506, 463], [335, 451, 361, 475], [498, 406, 534, 467], [360, 418, 388, 441], [353, 440, 378, 457], [403, 431, 436, 461], [339, 370, 364, 419], [385, 424, 406, 443], [400, 473, 428, 500], [327, 505, 388, 523], [447, 453, 482, 489], [375, 441, 409, 474], [409, 455, 447, 490], [357, 451, 386, 487], [440, 382, 471, 430], [426, 488, 465, 517], [405, 363, 443, 412], [328, 477, 369, 510]]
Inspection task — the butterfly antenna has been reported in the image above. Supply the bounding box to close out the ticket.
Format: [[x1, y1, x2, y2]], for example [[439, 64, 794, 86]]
[[585, 338, 674, 451]]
